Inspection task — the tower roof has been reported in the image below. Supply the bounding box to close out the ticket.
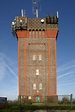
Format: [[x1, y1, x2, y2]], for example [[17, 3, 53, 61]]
[[11, 15, 58, 37]]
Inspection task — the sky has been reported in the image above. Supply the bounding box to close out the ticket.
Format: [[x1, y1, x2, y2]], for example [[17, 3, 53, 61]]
[[0, 0, 75, 100]]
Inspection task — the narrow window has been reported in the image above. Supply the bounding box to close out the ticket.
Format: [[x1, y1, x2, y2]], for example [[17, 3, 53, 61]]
[[33, 83, 36, 90], [36, 69, 39, 75], [39, 55, 42, 61], [33, 55, 36, 60], [39, 83, 42, 90]]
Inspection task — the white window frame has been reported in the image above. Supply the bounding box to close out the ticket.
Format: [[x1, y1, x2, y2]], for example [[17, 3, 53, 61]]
[[39, 55, 42, 61], [39, 83, 42, 90], [36, 69, 39, 75], [33, 55, 36, 61], [33, 83, 36, 90]]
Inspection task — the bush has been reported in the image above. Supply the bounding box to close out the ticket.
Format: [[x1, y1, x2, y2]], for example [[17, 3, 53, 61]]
[[62, 97, 70, 104]]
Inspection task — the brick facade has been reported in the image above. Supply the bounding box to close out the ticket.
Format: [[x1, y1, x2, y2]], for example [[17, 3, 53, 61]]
[[11, 16, 59, 102]]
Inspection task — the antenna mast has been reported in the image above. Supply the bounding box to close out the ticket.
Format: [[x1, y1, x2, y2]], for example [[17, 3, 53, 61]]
[[21, 9, 25, 17], [32, 0, 41, 18]]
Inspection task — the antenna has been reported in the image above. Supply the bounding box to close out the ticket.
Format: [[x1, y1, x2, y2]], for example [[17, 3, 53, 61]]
[[57, 11, 59, 18], [32, 0, 41, 18], [21, 9, 25, 17]]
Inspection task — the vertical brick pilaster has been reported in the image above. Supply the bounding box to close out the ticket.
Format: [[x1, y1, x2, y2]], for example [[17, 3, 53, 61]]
[[48, 38, 51, 96], [24, 38, 27, 95], [54, 38, 57, 95], [18, 38, 20, 96]]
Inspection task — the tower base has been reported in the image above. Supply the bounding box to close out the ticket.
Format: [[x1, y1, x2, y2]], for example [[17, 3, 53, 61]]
[[18, 95, 58, 104]]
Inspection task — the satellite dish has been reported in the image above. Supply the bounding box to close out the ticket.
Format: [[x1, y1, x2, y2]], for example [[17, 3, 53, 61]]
[[20, 20, 22, 23], [41, 19, 44, 23], [12, 22, 15, 26]]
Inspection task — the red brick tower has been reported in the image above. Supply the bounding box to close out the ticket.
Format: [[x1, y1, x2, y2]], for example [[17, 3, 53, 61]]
[[11, 12, 59, 102]]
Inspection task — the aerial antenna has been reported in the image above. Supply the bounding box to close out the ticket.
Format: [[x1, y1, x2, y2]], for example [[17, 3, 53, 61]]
[[57, 11, 59, 18], [21, 9, 25, 17], [32, 0, 41, 18]]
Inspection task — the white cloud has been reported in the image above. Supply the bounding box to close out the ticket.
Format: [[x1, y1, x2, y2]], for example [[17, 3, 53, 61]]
[[57, 61, 75, 73], [58, 71, 75, 79], [0, 52, 17, 81], [57, 60, 75, 78], [6, 64, 18, 79], [0, 54, 6, 81], [58, 82, 75, 87]]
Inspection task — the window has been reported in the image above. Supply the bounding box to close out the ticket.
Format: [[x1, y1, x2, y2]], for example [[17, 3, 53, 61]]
[[33, 55, 36, 60], [33, 83, 36, 90], [39, 55, 42, 61], [39, 83, 42, 90], [28, 96, 31, 100], [36, 69, 39, 75]]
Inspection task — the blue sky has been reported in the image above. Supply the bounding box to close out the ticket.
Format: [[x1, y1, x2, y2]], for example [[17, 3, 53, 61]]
[[0, 0, 75, 100]]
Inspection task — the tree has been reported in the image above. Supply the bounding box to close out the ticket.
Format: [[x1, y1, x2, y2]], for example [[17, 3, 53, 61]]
[[62, 97, 70, 104]]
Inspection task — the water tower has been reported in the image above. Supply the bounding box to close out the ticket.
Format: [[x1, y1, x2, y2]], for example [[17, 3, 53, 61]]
[[11, 1, 59, 102]]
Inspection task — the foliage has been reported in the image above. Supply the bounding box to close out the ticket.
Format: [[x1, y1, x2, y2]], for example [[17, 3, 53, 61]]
[[62, 97, 70, 104], [1, 101, 75, 111]]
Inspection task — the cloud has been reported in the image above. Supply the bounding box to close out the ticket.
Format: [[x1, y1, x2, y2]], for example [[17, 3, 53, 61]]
[[58, 82, 75, 87], [0, 54, 6, 81], [0, 52, 18, 100], [6, 64, 18, 79], [58, 71, 75, 79], [57, 61, 75, 73], [0, 53, 17, 81], [57, 61, 75, 99], [57, 60, 75, 78]]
